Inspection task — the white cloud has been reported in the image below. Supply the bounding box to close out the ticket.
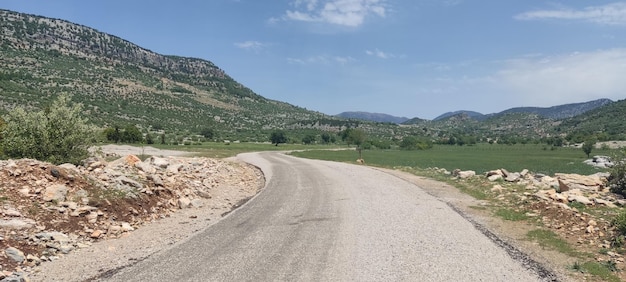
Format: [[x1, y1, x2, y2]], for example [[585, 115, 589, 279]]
[[280, 0, 387, 27], [365, 48, 396, 59], [287, 54, 355, 65], [464, 49, 626, 106], [515, 2, 626, 25], [407, 49, 626, 115], [234, 41, 268, 51]]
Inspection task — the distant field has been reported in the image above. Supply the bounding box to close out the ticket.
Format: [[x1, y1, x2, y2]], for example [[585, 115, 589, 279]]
[[146, 142, 344, 159], [291, 144, 614, 175]]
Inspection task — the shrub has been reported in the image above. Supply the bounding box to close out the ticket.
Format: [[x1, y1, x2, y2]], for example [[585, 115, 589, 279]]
[[0, 94, 95, 164], [608, 158, 626, 197], [612, 209, 626, 236]]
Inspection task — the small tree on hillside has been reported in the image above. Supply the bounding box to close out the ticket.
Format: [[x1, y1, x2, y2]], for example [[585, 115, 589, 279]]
[[582, 138, 596, 158], [270, 130, 288, 146]]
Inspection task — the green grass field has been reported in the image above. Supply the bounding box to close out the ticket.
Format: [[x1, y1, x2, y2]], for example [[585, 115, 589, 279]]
[[291, 144, 614, 175], [118, 142, 614, 175]]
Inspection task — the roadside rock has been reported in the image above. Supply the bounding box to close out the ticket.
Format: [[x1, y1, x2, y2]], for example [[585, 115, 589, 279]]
[[0, 152, 264, 276], [42, 184, 68, 202], [453, 169, 476, 179], [5, 247, 25, 263]]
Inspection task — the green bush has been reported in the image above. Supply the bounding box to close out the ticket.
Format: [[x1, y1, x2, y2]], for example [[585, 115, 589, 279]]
[[0, 94, 95, 164], [612, 209, 626, 236], [608, 159, 626, 197]]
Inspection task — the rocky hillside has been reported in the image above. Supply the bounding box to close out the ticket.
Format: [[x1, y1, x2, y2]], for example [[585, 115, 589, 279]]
[[559, 99, 626, 140], [0, 9, 329, 138], [498, 98, 614, 120]]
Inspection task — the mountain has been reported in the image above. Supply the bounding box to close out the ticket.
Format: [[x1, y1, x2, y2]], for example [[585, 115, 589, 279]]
[[335, 111, 409, 124], [558, 99, 626, 139], [497, 99, 613, 120], [433, 110, 485, 121], [0, 9, 332, 140]]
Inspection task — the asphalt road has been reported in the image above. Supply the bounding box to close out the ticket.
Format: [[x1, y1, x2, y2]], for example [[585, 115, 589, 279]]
[[106, 152, 549, 281]]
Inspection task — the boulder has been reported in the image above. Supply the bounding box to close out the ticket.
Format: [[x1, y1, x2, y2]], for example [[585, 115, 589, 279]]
[[115, 176, 143, 189], [150, 156, 170, 168], [594, 198, 617, 208], [487, 174, 503, 182], [485, 169, 503, 177], [557, 180, 570, 193], [453, 169, 475, 179], [150, 174, 164, 186], [505, 172, 521, 182], [555, 173, 604, 187], [43, 184, 68, 202], [568, 195, 593, 205], [178, 197, 192, 209], [5, 247, 25, 263], [0, 219, 35, 230], [458, 170, 476, 179], [167, 164, 184, 174], [135, 161, 156, 174], [124, 155, 142, 166], [190, 198, 204, 208]]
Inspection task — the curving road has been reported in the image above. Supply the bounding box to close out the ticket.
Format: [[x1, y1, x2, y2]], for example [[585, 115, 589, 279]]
[[105, 152, 551, 281]]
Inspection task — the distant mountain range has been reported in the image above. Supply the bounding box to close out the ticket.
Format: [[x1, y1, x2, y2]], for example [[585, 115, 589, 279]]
[[335, 112, 409, 124], [337, 99, 614, 124]]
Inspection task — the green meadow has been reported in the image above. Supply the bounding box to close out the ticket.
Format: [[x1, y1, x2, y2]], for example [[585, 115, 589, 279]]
[[291, 144, 613, 175]]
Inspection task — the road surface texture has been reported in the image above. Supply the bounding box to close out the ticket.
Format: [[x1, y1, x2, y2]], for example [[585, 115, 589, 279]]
[[104, 152, 555, 281]]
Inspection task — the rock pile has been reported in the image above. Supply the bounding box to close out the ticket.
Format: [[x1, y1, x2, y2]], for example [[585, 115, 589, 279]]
[[446, 166, 626, 269], [0, 155, 263, 280], [584, 155, 615, 168]]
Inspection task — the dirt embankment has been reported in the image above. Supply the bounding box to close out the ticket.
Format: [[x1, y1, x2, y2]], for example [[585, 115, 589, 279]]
[[1, 145, 264, 281]]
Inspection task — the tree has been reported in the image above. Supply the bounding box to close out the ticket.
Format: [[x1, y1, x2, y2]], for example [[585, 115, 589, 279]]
[[400, 136, 433, 150], [321, 133, 332, 144], [200, 127, 215, 139], [0, 94, 95, 164], [341, 128, 365, 147], [103, 126, 121, 143], [302, 134, 316, 145], [145, 132, 154, 144], [121, 125, 142, 143], [344, 129, 366, 159], [582, 138, 596, 158], [270, 130, 288, 146]]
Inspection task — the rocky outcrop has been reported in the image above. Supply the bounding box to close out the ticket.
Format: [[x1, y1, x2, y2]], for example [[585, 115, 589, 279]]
[[0, 155, 263, 279], [584, 155, 615, 168]]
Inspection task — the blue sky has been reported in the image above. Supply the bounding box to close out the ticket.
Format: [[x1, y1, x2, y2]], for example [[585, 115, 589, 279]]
[[3, 1, 626, 119]]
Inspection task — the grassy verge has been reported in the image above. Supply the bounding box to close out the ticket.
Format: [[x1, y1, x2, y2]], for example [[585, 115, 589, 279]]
[[527, 229, 581, 257], [570, 261, 621, 282]]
